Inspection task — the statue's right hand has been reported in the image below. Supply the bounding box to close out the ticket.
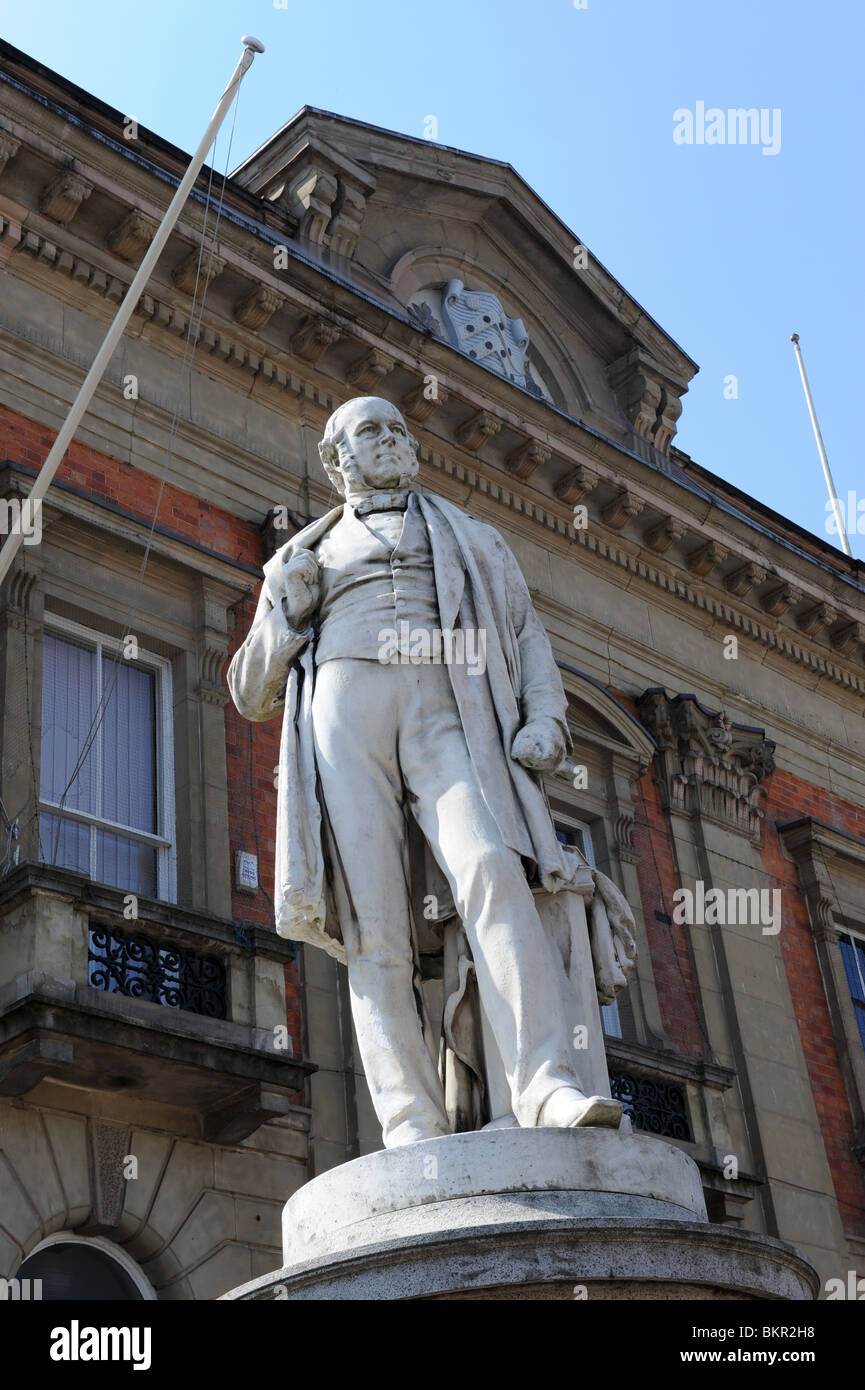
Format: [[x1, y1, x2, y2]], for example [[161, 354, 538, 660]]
[[281, 548, 321, 629]]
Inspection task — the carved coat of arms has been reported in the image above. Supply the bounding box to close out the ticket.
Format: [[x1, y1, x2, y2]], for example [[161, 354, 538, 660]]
[[440, 279, 540, 394]]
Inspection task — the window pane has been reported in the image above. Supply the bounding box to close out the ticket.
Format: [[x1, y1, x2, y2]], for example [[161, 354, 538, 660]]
[[839, 937, 865, 1003], [601, 1000, 622, 1038], [39, 812, 89, 875], [95, 828, 157, 898], [840, 937, 865, 1055], [40, 635, 97, 813], [101, 655, 156, 833], [556, 819, 627, 1040]]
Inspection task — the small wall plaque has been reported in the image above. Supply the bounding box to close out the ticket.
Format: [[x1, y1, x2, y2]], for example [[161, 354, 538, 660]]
[[235, 851, 259, 894]]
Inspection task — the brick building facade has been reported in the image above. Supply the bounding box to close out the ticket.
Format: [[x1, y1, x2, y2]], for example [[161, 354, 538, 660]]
[[0, 38, 863, 1297]]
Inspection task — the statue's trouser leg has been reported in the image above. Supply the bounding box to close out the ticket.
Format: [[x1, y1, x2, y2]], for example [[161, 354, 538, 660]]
[[311, 659, 451, 1148], [312, 658, 584, 1140], [395, 666, 585, 1128]]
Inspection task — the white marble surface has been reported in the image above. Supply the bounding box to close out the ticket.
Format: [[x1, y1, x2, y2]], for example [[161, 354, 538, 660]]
[[282, 1126, 707, 1263]]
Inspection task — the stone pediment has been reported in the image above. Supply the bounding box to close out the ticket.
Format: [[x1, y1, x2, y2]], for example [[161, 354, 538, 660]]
[[232, 108, 697, 450]]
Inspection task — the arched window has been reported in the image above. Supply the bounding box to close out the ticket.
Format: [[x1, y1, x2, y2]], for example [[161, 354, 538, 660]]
[[15, 1235, 155, 1301]]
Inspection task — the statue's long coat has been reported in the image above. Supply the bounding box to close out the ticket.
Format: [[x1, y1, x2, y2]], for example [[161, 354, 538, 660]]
[[228, 493, 635, 1016]]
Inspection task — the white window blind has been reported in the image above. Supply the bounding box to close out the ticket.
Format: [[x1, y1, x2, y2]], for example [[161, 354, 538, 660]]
[[39, 622, 175, 901]]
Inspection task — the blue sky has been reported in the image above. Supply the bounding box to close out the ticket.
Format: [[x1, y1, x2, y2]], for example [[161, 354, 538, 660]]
[[2, 0, 862, 556]]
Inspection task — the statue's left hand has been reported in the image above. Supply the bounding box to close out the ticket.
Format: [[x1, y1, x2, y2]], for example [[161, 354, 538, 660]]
[[511, 718, 567, 772]]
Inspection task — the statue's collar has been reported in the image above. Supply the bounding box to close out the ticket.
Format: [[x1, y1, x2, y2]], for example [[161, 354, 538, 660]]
[[347, 488, 415, 517]]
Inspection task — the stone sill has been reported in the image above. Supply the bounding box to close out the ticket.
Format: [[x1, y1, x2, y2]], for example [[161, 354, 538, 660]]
[[605, 1036, 735, 1090], [0, 861, 297, 964]]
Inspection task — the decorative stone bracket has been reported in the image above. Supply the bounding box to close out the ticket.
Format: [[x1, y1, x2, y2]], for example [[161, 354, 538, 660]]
[[402, 379, 449, 424], [196, 581, 234, 706], [455, 410, 501, 453], [638, 689, 776, 839], [506, 439, 551, 482], [172, 248, 226, 296], [607, 346, 686, 456], [0, 130, 21, 178], [346, 348, 395, 394], [40, 171, 93, 225], [106, 209, 158, 264], [268, 154, 376, 261], [553, 463, 599, 505]]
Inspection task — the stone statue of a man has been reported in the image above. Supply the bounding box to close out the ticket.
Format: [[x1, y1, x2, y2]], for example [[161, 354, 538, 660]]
[[228, 396, 636, 1148]]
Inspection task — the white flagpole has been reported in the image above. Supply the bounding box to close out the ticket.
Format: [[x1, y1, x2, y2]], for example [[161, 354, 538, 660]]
[[790, 333, 852, 558], [0, 35, 265, 586]]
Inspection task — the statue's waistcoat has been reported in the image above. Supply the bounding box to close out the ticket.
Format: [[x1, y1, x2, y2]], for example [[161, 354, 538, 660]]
[[314, 495, 440, 665]]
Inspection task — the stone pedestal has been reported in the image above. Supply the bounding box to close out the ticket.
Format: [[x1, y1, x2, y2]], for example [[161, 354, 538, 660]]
[[222, 1128, 818, 1301]]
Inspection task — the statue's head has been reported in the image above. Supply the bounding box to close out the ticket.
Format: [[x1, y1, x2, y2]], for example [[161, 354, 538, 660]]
[[318, 396, 419, 497]]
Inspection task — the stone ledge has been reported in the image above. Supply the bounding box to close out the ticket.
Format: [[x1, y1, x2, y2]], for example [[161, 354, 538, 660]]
[[223, 1219, 818, 1301], [0, 986, 314, 1141], [0, 859, 296, 963]]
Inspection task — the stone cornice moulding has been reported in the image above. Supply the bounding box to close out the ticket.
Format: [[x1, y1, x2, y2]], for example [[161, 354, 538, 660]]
[[0, 462, 257, 597], [3, 232, 865, 693], [2, 199, 860, 618], [14, 207, 859, 641], [777, 817, 865, 875], [604, 1036, 737, 1092], [0, 94, 300, 256], [511, 591, 865, 794], [2, 88, 694, 443]]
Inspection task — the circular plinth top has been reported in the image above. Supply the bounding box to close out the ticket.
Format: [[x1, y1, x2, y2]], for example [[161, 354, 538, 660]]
[[283, 1126, 707, 1265]]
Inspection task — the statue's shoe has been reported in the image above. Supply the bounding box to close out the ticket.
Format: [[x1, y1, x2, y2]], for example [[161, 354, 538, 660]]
[[537, 1086, 623, 1130]]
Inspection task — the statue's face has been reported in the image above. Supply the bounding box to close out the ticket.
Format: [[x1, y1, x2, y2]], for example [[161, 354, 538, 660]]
[[329, 398, 418, 493]]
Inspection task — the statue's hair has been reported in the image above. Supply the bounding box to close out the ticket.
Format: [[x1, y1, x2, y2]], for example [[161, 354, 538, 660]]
[[317, 397, 418, 492]]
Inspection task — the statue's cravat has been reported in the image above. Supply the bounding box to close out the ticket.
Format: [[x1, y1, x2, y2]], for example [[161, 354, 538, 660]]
[[349, 490, 412, 517]]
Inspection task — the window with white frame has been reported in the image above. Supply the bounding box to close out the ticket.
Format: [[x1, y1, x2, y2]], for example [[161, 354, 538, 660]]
[[553, 811, 623, 1039], [839, 930, 865, 1058], [38, 619, 176, 902]]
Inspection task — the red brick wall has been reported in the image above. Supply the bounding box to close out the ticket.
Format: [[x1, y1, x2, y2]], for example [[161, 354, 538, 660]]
[[762, 771, 865, 1238], [609, 689, 705, 1056], [611, 683, 865, 1238], [631, 769, 706, 1056], [0, 403, 302, 1058]]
